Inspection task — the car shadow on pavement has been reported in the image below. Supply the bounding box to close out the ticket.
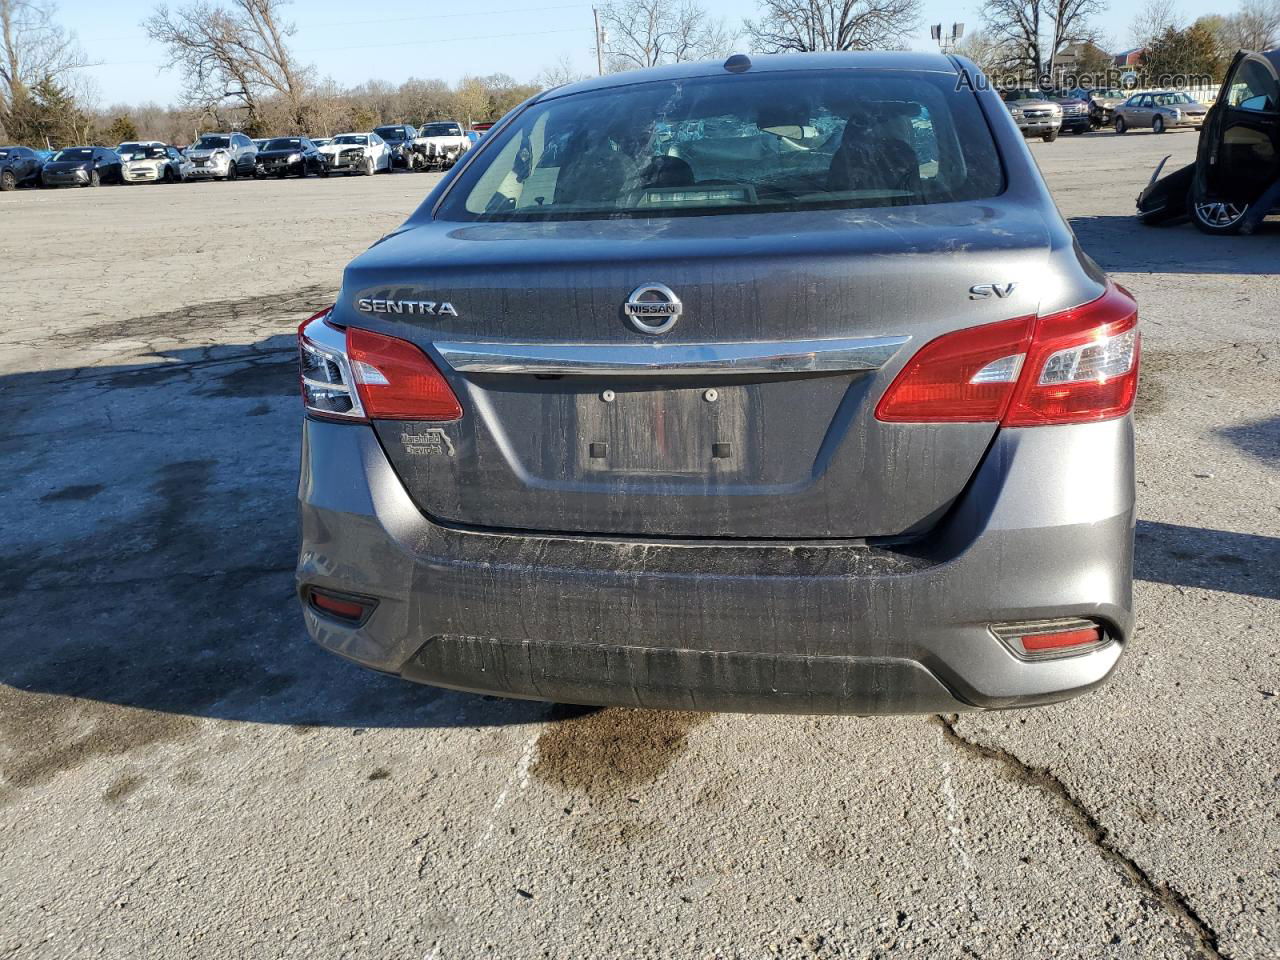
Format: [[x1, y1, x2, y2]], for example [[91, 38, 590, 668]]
[[1135, 521, 1279, 601], [3, 338, 1276, 730], [1217, 415, 1279, 466], [1069, 215, 1279, 275], [1, 337, 548, 730]]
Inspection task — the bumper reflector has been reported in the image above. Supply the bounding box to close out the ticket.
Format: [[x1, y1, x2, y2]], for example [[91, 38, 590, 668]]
[[991, 619, 1108, 659], [308, 589, 373, 623]]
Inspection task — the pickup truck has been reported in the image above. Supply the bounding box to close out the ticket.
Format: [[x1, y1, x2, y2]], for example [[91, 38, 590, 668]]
[[1001, 90, 1063, 142]]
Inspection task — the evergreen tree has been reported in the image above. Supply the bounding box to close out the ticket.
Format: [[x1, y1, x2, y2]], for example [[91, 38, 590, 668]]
[[1140, 23, 1227, 84], [100, 114, 138, 145]]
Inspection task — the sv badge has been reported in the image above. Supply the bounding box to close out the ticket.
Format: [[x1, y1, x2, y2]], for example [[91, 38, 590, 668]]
[[969, 282, 1018, 300]]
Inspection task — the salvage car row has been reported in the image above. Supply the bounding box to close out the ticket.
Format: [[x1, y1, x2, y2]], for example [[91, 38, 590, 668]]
[[1001, 87, 1212, 142], [0, 121, 478, 190]]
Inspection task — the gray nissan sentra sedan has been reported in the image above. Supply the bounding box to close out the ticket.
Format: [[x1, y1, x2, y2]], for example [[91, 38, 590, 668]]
[[296, 52, 1140, 715]]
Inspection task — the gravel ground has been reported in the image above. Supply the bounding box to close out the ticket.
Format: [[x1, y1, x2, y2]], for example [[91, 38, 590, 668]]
[[1, 129, 1277, 960]]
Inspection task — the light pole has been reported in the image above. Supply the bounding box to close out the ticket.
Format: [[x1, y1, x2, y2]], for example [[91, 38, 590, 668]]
[[930, 22, 965, 54]]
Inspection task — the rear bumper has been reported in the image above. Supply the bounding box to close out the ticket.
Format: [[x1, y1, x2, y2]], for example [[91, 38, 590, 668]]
[[297, 417, 1135, 715]]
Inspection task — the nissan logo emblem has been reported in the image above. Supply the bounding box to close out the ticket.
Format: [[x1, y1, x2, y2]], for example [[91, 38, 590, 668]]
[[624, 283, 682, 335]]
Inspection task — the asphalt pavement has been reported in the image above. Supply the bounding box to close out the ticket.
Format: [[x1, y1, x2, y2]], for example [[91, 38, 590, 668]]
[[1, 128, 1277, 959]]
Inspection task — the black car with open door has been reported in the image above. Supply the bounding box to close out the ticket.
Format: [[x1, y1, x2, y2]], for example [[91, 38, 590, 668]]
[[1138, 49, 1280, 234]]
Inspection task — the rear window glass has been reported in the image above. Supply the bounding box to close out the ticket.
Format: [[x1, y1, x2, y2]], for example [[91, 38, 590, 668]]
[[439, 70, 1003, 222]]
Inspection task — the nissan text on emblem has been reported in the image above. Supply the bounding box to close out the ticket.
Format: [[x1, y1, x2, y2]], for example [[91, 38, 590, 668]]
[[624, 283, 681, 335]]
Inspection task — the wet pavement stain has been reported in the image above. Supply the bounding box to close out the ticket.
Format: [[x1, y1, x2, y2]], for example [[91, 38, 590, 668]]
[[40, 483, 105, 503], [531, 705, 711, 795], [102, 772, 146, 804], [201, 357, 298, 398], [1134, 349, 1170, 420], [1134, 369, 1165, 419], [68, 283, 336, 347], [0, 685, 199, 789]]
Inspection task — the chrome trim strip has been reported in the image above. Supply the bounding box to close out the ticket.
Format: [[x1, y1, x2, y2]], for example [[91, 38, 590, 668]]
[[435, 336, 910, 376]]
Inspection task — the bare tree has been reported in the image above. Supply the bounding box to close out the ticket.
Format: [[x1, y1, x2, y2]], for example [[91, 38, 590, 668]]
[[979, 0, 1045, 76], [953, 28, 1015, 74], [143, 0, 313, 132], [744, 0, 923, 53], [602, 0, 736, 71], [0, 0, 88, 112], [536, 54, 589, 89], [1046, 0, 1106, 73], [979, 0, 1104, 79], [1222, 0, 1280, 50], [669, 0, 738, 61], [1128, 0, 1179, 49]]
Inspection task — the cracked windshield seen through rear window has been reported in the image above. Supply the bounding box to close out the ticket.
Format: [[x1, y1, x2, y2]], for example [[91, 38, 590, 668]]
[[443, 70, 1004, 221]]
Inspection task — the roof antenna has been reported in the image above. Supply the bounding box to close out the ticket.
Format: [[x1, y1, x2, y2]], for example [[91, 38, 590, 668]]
[[723, 54, 752, 74]]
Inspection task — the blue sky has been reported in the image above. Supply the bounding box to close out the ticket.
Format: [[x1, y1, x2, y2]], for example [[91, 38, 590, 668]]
[[63, 0, 1220, 107]]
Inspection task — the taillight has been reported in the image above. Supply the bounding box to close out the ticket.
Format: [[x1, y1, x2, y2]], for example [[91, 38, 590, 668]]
[[875, 315, 1035, 422], [1001, 284, 1139, 426], [875, 283, 1139, 426], [347, 327, 462, 421], [297, 309, 462, 422], [299, 308, 364, 420]]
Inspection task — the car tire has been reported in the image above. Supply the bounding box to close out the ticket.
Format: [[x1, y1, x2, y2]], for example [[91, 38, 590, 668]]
[[1152, 116, 1166, 134], [226, 162, 237, 181], [162, 166, 176, 183], [1042, 130, 1058, 142], [86, 169, 101, 188], [0, 170, 15, 192], [1189, 188, 1249, 235], [1114, 116, 1127, 134]]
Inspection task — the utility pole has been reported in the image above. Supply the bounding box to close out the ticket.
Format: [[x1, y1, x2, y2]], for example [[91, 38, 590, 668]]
[[593, 7, 604, 76]]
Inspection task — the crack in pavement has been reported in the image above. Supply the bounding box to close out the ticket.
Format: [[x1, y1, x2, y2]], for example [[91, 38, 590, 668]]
[[931, 714, 1225, 960]]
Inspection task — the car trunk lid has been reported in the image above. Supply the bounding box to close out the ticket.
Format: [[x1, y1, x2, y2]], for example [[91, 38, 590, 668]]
[[340, 201, 1051, 539]]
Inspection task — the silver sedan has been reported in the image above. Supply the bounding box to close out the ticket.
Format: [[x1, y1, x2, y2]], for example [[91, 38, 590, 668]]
[[1114, 91, 1210, 133]]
